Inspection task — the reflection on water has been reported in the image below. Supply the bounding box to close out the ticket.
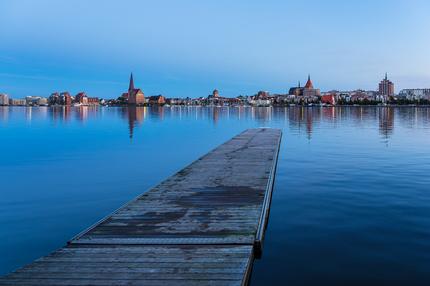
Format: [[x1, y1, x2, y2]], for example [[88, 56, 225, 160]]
[[2, 106, 429, 143]]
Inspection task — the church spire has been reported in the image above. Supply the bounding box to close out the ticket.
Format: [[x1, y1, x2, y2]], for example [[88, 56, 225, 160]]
[[305, 74, 314, 89], [129, 73, 135, 92], [385, 72, 388, 80]]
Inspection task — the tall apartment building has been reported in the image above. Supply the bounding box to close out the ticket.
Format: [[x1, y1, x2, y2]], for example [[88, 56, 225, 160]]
[[378, 73, 394, 96]]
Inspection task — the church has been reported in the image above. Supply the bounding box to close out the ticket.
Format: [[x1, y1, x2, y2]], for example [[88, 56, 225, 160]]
[[289, 75, 321, 98], [121, 73, 145, 105]]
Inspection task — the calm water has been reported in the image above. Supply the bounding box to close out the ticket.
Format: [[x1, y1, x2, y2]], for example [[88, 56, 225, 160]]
[[1, 106, 430, 285]]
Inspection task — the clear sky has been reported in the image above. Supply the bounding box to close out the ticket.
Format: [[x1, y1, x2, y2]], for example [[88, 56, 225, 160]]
[[1, 0, 430, 99]]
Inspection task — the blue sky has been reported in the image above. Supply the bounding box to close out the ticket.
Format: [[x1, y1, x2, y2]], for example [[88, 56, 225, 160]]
[[1, 0, 430, 98]]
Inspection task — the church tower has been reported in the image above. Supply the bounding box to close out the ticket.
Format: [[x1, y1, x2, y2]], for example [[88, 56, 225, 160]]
[[305, 74, 314, 89], [129, 73, 135, 93]]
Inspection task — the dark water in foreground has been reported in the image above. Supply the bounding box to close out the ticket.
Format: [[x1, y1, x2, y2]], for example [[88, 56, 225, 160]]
[[0, 106, 429, 285]]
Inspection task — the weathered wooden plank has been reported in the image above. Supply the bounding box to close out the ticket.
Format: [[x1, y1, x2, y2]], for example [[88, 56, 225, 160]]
[[1, 245, 253, 285], [0, 279, 242, 286], [0, 128, 281, 286]]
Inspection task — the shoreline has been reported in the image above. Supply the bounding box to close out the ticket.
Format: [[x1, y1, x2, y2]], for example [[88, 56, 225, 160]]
[[2, 104, 430, 108]]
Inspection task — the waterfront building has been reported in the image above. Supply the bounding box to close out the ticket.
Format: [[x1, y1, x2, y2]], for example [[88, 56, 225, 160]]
[[289, 81, 303, 97], [49, 92, 61, 105], [321, 94, 336, 105], [207, 89, 228, 106], [288, 75, 321, 104], [122, 73, 145, 105], [208, 89, 220, 98], [148, 95, 166, 105], [60, 92, 73, 105], [249, 91, 271, 106], [289, 75, 321, 98], [25, 96, 48, 106], [88, 97, 100, 106], [399, 89, 430, 100], [167, 98, 187, 105], [0, 93, 9, 106], [9, 98, 26, 106], [75, 92, 88, 105], [350, 90, 370, 102], [378, 73, 394, 96], [302, 75, 321, 97]]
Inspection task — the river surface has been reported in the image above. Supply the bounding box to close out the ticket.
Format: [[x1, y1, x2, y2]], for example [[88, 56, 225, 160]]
[[0, 106, 429, 285]]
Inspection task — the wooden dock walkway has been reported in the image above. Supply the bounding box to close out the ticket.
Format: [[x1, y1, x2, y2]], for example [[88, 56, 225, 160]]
[[0, 128, 282, 286]]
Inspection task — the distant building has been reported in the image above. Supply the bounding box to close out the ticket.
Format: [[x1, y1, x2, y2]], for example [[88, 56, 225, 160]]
[[148, 95, 166, 105], [207, 89, 228, 105], [208, 89, 220, 98], [321, 94, 336, 105], [60, 92, 73, 105], [38, 97, 48, 106], [9, 98, 26, 106], [122, 73, 145, 105], [302, 75, 321, 97], [249, 91, 271, 106], [75, 92, 88, 105], [289, 75, 321, 103], [289, 75, 320, 97], [378, 73, 394, 96], [289, 81, 303, 97], [399, 89, 430, 100], [0, 94, 9, 106], [255, 91, 269, 99], [87, 97, 99, 105], [49, 92, 61, 105], [350, 90, 370, 102], [26, 96, 48, 106]]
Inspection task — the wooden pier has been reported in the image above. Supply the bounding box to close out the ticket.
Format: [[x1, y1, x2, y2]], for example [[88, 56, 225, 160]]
[[0, 128, 282, 286]]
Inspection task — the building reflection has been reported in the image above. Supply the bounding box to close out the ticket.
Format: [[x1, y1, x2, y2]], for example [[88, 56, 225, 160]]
[[287, 107, 320, 140], [212, 107, 219, 124], [125, 106, 145, 139], [63, 106, 72, 122], [252, 107, 272, 124], [148, 106, 165, 121], [0, 106, 9, 121], [5, 106, 430, 145], [379, 107, 395, 141]]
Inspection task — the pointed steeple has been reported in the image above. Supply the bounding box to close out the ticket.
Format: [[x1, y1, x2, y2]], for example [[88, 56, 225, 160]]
[[385, 72, 388, 80], [129, 73, 135, 92], [298, 80, 301, 88], [305, 74, 314, 89]]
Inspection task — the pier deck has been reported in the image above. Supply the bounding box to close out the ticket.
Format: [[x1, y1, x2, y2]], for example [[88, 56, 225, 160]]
[[0, 128, 282, 286]]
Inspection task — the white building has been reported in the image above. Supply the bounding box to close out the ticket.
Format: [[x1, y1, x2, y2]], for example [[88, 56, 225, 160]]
[[26, 96, 48, 106], [399, 89, 430, 100], [0, 94, 9, 105]]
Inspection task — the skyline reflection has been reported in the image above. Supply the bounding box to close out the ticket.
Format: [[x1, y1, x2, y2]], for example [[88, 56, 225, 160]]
[[1, 106, 429, 143]]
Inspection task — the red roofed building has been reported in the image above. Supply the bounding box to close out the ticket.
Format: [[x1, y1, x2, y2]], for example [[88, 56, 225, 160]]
[[304, 75, 314, 89], [289, 75, 321, 99], [321, 94, 336, 105], [303, 75, 320, 97]]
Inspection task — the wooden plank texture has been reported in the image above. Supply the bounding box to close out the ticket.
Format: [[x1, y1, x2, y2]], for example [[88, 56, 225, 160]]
[[0, 128, 282, 286]]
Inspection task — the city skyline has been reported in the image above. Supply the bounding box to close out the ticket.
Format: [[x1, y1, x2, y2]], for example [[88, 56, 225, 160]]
[[1, 0, 430, 98]]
